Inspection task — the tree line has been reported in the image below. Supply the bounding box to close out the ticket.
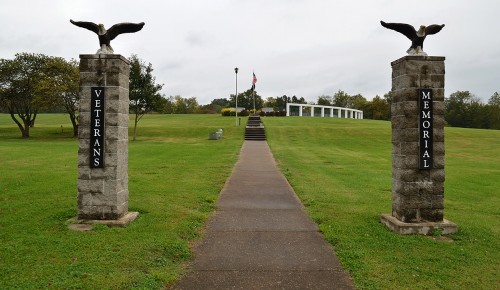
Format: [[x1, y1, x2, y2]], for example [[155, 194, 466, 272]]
[[315, 90, 393, 120], [0, 53, 79, 138], [445, 91, 500, 129], [313, 90, 500, 129], [1, 53, 499, 140]]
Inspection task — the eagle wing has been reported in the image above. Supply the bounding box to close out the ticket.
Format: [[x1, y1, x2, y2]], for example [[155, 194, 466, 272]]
[[70, 20, 100, 34], [380, 21, 417, 40], [107, 22, 145, 40], [425, 24, 445, 35]]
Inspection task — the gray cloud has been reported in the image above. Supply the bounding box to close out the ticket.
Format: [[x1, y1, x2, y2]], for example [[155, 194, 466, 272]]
[[0, 0, 498, 104]]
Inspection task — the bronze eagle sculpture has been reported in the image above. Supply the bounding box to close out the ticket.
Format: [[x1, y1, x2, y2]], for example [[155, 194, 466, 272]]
[[380, 21, 445, 56], [70, 20, 145, 54]]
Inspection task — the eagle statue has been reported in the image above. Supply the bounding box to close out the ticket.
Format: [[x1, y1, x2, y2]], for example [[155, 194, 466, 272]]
[[380, 21, 445, 56], [70, 20, 145, 54]]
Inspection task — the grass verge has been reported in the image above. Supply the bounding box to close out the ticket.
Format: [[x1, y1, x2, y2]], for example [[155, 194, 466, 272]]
[[265, 116, 499, 289], [0, 114, 244, 289], [1, 114, 498, 289]]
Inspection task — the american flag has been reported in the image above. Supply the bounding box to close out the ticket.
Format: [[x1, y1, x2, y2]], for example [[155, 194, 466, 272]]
[[252, 72, 257, 90]]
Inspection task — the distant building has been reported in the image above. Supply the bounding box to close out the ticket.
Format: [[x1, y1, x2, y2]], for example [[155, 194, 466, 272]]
[[261, 107, 274, 113]]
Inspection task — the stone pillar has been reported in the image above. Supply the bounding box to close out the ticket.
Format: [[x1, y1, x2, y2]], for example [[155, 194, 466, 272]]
[[381, 56, 456, 235], [321, 107, 325, 117], [76, 54, 138, 227], [299, 106, 303, 117]]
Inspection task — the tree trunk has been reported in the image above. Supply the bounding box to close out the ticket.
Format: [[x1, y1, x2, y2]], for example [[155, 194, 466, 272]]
[[70, 112, 78, 137], [73, 124, 79, 138], [30, 112, 37, 128], [133, 113, 138, 141], [9, 111, 29, 138], [22, 128, 29, 138], [22, 118, 34, 138]]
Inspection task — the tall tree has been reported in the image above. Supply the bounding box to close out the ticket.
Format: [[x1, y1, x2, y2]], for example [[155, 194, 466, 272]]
[[381, 91, 392, 119], [37, 57, 80, 136], [211, 98, 229, 108], [228, 89, 263, 111], [129, 54, 164, 141], [332, 90, 351, 107], [383, 90, 393, 105], [489, 92, 500, 106], [173, 95, 187, 113], [350, 94, 367, 110], [172, 96, 199, 114], [445, 91, 483, 128], [275, 95, 290, 112], [263, 97, 277, 108], [488, 92, 500, 129], [184, 97, 199, 114], [291, 95, 307, 104], [371, 95, 390, 120], [317, 95, 332, 106], [0, 53, 50, 138], [156, 96, 174, 114]]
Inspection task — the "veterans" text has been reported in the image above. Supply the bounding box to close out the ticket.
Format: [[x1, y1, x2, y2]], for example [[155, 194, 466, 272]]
[[90, 87, 105, 168]]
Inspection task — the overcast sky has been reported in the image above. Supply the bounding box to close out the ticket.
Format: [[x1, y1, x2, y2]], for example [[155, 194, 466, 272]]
[[1, 0, 498, 104]]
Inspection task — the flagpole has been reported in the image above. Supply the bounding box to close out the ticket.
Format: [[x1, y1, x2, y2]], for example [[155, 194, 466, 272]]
[[252, 89, 256, 115], [234, 67, 238, 126], [252, 72, 256, 115]]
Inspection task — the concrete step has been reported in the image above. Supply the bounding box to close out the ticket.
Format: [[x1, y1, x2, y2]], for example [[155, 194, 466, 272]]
[[245, 116, 266, 140]]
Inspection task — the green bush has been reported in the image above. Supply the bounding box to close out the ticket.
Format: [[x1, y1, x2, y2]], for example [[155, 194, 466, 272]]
[[221, 108, 234, 116]]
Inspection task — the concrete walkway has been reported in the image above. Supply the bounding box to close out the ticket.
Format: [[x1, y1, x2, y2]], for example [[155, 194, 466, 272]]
[[174, 141, 354, 289]]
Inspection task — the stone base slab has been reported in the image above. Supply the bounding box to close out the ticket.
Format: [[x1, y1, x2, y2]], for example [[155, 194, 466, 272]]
[[380, 213, 457, 235], [68, 211, 139, 230]]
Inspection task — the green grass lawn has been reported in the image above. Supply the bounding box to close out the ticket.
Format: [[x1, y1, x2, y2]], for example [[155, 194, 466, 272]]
[[1, 114, 499, 289], [265, 117, 499, 290], [0, 114, 245, 289]]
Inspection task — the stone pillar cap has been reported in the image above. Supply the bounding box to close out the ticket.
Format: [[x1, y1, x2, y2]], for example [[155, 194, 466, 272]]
[[79, 54, 130, 64], [391, 55, 445, 66]]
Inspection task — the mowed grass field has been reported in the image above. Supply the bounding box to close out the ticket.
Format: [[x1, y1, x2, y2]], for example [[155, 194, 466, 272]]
[[1, 114, 499, 289], [264, 117, 499, 289], [0, 114, 245, 289]]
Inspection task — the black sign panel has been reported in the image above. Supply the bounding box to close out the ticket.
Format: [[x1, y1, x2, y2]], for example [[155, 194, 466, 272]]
[[419, 89, 433, 170], [90, 87, 105, 168]]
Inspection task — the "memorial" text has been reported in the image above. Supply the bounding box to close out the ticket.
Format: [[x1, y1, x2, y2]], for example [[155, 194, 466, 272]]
[[419, 89, 433, 169]]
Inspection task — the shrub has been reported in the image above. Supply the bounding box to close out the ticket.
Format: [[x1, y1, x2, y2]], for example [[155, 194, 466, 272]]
[[221, 108, 233, 116]]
